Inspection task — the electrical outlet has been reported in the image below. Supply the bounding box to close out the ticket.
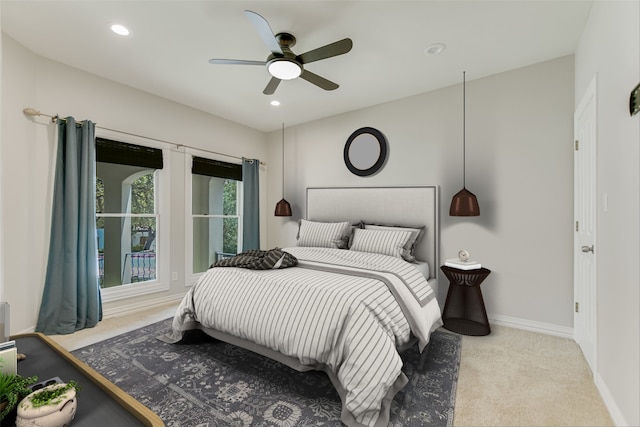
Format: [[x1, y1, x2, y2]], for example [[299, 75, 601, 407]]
[[172, 272, 178, 281]]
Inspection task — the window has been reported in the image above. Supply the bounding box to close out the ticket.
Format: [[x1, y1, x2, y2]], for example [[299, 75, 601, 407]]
[[188, 155, 243, 279], [96, 137, 168, 298]]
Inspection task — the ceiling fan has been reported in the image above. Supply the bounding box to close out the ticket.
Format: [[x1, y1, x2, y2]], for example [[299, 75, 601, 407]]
[[209, 10, 353, 95]]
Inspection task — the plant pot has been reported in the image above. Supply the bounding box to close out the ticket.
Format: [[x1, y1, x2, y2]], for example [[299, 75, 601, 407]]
[[16, 383, 77, 427]]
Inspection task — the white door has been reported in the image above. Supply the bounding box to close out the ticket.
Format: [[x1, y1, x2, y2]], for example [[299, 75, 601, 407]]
[[574, 77, 597, 375]]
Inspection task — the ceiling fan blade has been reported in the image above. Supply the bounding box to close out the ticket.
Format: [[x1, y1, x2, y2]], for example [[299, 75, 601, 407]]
[[209, 59, 266, 66], [244, 10, 283, 55], [297, 38, 353, 64], [299, 70, 339, 91], [263, 77, 282, 95]]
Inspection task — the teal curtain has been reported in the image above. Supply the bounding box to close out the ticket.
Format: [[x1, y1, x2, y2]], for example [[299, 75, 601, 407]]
[[242, 159, 260, 251], [36, 117, 102, 335]]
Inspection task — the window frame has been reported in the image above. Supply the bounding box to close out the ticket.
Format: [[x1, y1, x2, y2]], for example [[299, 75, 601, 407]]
[[185, 149, 243, 287], [96, 130, 171, 302]]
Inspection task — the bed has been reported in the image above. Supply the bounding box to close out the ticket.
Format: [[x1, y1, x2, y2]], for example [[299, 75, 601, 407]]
[[162, 186, 442, 427]]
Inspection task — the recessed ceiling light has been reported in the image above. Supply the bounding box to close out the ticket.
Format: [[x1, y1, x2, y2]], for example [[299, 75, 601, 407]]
[[270, 100, 281, 106], [111, 24, 130, 36], [425, 43, 446, 55]]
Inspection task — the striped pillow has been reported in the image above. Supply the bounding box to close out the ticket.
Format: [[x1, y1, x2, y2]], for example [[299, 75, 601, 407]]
[[363, 224, 425, 262], [297, 219, 351, 249], [349, 228, 413, 259]]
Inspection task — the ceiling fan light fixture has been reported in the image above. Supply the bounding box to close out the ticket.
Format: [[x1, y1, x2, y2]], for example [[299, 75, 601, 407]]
[[268, 59, 302, 80], [210, 11, 351, 94]]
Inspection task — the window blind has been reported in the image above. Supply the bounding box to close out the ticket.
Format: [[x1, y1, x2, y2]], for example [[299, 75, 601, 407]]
[[96, 137, 164, 169], [192, 156, 242, 181]]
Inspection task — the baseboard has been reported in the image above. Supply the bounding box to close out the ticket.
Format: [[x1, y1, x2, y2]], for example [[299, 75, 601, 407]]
[[102, 293, 183, 319], [595, 373, 629, 426], [14, 294, 183, 335], [488, 313, 574, 339]]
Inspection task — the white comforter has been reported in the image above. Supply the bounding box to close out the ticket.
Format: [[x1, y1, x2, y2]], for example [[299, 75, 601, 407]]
[[165, 247, 442, 427]]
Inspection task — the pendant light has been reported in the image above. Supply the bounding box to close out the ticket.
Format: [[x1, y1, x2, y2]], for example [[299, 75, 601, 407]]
[[450, 71, 480, 216], [274, 123, 292, 216]]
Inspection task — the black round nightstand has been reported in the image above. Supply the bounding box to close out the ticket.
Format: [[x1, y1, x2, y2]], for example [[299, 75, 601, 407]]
[[440, 265, 492, 336]]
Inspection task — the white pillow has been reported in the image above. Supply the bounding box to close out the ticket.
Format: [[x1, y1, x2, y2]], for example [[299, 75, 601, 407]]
[[297, 219, 351, 248], [350, 228, 413, 259], [363, 224, 425, 262]]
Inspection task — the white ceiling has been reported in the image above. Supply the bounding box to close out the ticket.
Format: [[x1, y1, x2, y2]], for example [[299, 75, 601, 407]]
[[2, 1, 593, 133]]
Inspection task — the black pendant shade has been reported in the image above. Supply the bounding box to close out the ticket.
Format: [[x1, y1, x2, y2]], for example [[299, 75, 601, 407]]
[[450, 71, 480, 217], [275, 123, 292, 217]]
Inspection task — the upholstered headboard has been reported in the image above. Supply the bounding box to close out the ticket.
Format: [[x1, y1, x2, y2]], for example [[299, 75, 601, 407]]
[[306, 186, 440, 280]]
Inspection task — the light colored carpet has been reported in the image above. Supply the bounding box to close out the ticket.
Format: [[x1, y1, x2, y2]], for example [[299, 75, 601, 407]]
[[50, 304, 613, 427], [452, 325, 613, 427]]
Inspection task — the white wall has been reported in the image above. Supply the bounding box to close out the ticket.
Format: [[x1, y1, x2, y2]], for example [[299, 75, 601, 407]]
[[575, 1, 640, 426], [1, 35, 268, 334], [0, 7, 4, 305], [266, 56, 576, 334]]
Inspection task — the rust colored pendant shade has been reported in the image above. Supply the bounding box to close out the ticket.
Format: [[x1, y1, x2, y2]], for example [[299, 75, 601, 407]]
[[450, 187, 480, 216], [275, 123, 292, 216], [274, 198, 292, 216], [450, 71, 480, 216]]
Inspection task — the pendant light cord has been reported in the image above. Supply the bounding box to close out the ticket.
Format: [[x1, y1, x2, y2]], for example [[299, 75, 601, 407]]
[[463, 71, 466, 188], [281, 122, 285, 198]]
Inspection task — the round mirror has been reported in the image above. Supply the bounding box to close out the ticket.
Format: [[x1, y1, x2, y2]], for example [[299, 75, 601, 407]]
[[343, 127, 388, 176]]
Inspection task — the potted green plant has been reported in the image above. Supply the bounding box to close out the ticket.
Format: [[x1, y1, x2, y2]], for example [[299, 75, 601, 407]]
[[15, 380, 80, 427], [0, 372, 38, 422]]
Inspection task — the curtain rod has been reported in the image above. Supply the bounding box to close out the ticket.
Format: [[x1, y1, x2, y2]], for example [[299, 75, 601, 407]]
[[22, 108, 266, 166]]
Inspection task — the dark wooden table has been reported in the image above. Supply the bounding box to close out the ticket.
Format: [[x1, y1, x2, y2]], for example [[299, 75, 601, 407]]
[[440, 266, 492, 336], [10, 333, 164, 427]]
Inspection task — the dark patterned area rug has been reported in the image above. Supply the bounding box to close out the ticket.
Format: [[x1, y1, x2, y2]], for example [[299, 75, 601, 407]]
[[72, 319, 461, 427]]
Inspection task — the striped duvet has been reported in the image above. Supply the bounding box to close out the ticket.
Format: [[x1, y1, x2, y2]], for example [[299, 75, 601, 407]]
[[165, 247, 442, 427]]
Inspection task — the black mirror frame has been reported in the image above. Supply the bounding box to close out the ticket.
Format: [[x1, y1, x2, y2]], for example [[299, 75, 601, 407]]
[[343, 127, 388, 177], [630, 82, 639, 116]]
